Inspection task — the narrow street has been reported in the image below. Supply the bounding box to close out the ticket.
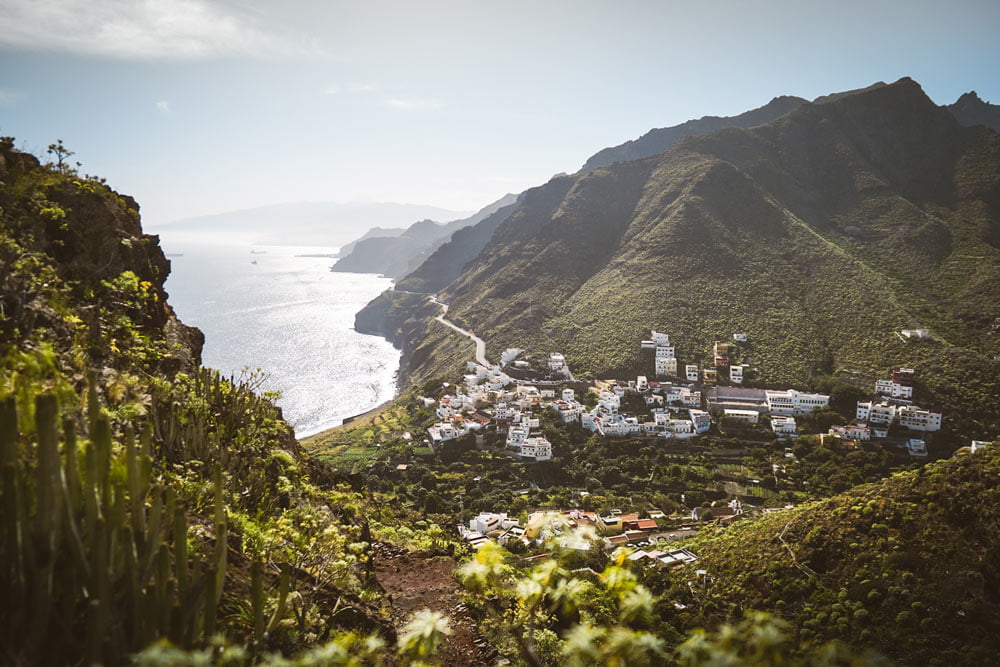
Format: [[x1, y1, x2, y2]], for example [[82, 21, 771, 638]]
[[428, 295, 490, 366]]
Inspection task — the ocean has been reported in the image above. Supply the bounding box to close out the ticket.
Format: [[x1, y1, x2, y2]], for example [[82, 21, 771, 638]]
[[156, 234, 401, 439]]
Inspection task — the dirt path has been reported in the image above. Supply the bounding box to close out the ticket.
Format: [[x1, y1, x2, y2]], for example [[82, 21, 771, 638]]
[[373, 544, 493, 665]]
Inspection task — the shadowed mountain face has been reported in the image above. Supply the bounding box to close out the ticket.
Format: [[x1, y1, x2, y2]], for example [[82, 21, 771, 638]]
[[433, 78, 1000, 440], [947, 91, 1000, 132]]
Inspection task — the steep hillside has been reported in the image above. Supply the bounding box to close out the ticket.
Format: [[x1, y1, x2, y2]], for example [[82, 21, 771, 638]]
[[948, 91, 1000, 132], [0, 139, 453, 664], [436, 78, 1000, 443], [331, 193, 517, 279], [580, 94, 806, 172], [665, 444, 1000, 665]]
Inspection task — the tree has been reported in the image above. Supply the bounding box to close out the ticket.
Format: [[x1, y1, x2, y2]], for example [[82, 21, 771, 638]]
[[46, 139, 76, 173]]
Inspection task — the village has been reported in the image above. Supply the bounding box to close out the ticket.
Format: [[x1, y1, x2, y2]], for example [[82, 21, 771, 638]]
[[415, 328, 948, 558]]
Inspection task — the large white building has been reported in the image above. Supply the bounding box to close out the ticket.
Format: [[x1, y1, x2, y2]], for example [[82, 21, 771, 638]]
[[897, 405, 943, 432], [765, 389, 830, 416], [652, 331, 671, 347], [685, 364, 699, 382]]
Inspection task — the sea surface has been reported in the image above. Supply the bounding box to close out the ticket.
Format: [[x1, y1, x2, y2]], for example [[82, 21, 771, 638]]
[[157, 235, 401, 438]]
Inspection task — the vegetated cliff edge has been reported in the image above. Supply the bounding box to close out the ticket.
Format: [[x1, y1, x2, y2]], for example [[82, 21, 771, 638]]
[[0, 138, 429, 663], [362, 78, 1000, 445]]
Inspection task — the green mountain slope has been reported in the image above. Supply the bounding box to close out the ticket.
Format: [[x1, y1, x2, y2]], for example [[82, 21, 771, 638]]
[[665, 445, 1000, 665], [436, 78, 1000, 443]]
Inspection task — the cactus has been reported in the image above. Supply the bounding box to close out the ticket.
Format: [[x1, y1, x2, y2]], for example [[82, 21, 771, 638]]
[[251, 558, 265, 644], [267, 563, 292, 635]]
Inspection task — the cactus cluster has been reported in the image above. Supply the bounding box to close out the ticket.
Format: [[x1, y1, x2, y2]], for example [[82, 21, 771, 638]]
[[0, 372, 289, 665]]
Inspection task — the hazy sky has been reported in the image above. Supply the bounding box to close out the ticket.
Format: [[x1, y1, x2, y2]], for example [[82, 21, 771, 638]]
[[1, 0, 998, 226]]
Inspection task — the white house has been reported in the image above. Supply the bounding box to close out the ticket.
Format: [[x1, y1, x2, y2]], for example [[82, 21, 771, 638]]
[[771, 416, 797, 436], [901, 329, 931, 339], [562, 388, 575, 402], [688, 409, 712, 434], [685, 364, 699, 382], [906, 438, 928, 457], [875, 379, 913, 400], [493, 401, 515, 421], [520, 436, 553, 461], [669, 419, 695, 437], [651, 331, 671, 347], [655, 356, 678, 377], [469, 512, 519, 535], [597, 391, 621, 411], [857, 401, 896, 424], [428, 422, 460, 445], [724, 409, 759, 424], [636, 375, 649, 391], [729, 365, 744, 385], [548, 353, 566, 371], [500, 348, 522, 365], [655, 345, 676, 358], [641, 339, 657, 350], [506, 425, 528, 449], [733, 333, 748, 342], [828, 423, 870, 441]]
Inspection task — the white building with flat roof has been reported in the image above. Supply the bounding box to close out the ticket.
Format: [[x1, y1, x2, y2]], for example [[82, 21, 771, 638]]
[[771, 416, 797, 436], [520, 436, 552, 461], [724, 409, 758, 424], [655, 356, 678, 377], [875, 379, 913, 400], [857, 401, 896, 424], [897, 405, 942, 432], [765, 389, 829, 415]]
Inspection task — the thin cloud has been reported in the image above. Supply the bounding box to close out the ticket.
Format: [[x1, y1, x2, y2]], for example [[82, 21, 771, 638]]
[[155, 100, 172, 114], [348, 83, 378, 93], [384, 97, 443, 110], [0, 88, 26, 106], [0, 0, 325, 60], [324, 84, 341, 96]]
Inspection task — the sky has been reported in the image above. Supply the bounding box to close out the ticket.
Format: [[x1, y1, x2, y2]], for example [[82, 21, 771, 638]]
[[1, 0, 998, 227]]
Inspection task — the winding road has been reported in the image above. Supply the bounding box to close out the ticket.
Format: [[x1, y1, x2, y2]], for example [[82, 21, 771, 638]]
[[427, 295, 490, 366]]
